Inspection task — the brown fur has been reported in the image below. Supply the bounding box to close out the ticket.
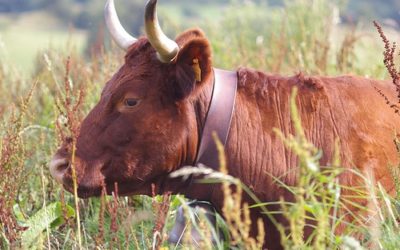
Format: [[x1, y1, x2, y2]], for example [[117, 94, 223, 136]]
[[52, 29, 400, 249]]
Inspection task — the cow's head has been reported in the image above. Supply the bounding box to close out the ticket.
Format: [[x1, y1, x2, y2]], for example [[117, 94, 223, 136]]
[[49, 0, 213, 198]]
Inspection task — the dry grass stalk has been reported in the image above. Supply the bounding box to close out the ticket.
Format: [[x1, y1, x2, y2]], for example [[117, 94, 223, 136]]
[[214, 134, 265, 249], [337, 27, 359, 72], [59, 189, 74, 229], [151, 184, 171, 250], [107, 182, 120, 249], [95, 187, 106, 247], [270, 21, 288, 73], [54, 56, 87, 247]]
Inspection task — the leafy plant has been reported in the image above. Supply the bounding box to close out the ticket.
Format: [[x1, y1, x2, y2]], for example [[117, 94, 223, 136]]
[[21, 202, 75, 249]]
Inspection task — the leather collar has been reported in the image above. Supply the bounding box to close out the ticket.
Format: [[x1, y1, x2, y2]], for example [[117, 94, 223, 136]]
[[194, 68, 238, 173]]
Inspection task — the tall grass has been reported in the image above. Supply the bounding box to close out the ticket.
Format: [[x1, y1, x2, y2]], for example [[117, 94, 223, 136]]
[[0, 0, 399, 249], [205, 0, 387, 77]]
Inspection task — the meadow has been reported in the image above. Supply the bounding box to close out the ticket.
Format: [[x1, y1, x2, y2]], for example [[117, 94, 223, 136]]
[[1, 0, 400, 249]]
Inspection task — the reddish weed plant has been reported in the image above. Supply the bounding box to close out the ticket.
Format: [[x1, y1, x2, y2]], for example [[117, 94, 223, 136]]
[[374, 21, 400, 114], [151, 184, 171, 250], [54, 56, 86, 246], [0, 82, 37, 245], [55, 56, 86, 146]]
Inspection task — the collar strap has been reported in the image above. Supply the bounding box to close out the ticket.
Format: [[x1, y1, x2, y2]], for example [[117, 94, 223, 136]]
[[195, 68, 238, 170]]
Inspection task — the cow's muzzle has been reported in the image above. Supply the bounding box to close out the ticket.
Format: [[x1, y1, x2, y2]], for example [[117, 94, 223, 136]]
[[49, 153, 106, 198]]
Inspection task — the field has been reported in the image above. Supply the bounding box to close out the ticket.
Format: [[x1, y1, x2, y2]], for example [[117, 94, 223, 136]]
[[0, 11, 87, 75], [1, 0, 400, 249]]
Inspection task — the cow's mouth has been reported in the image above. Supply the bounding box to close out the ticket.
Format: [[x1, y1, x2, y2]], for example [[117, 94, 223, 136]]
[[61, 179, 101, 198], [62, 178, 152, 198], [55, 158, 167, 198]]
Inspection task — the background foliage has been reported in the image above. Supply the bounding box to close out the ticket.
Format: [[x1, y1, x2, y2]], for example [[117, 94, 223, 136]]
[[0, 0, 400, 249], [1, 0, 399, 74]]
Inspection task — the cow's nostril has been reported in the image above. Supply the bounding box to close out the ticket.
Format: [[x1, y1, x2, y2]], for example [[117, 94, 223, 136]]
[[56, 162, 69, 173], [49, 156, 70, 184]]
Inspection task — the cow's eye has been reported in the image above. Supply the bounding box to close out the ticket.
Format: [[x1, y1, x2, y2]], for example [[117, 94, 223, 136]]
[[124, 98, 139, 107]]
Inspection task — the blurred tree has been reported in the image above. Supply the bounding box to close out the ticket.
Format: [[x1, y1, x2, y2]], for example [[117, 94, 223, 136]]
[[0, 0, 398, 25], [47, 0, 77, 24], [346, 0, 399, 24], [0, 0, 50, 12]]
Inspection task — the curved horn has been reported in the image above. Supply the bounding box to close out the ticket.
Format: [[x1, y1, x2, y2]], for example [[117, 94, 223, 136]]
[[105, 0, 137, 50], [145, 0, 179, 63]]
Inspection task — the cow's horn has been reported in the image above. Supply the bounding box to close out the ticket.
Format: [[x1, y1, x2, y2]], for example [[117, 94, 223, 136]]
[[145, 0, 179, 63], [105, 0, 137, 50]]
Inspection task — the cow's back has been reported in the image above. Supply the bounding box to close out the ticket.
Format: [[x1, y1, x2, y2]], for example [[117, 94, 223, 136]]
[[227, 68, 400, 201], [302, 74, 400, 191]]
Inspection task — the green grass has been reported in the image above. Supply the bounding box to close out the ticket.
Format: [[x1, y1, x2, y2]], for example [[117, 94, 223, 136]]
[[160, 2, 227, 22], [1, 28, 86, 74], [0, 11, 87, 75], [1, 0, 400, 249]]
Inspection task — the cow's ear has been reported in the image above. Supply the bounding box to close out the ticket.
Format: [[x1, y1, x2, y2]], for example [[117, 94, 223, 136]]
[[175, 28, 207, 45], [173, 37, 212, 100]]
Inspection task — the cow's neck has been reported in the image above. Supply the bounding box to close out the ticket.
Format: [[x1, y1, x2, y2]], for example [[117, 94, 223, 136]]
[[178, 67, 278, 205], [176, 67, 297, 210], [174, 68, 238, 200], [155, 67, 215, 197]]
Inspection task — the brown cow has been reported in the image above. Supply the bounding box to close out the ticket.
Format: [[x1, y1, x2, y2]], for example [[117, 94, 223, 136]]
[[49, 0, 400, 249]]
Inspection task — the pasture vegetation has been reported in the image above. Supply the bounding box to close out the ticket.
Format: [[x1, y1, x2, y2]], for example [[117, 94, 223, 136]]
[[1, 0, 400, 249], [0, 11, 87, 75]]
